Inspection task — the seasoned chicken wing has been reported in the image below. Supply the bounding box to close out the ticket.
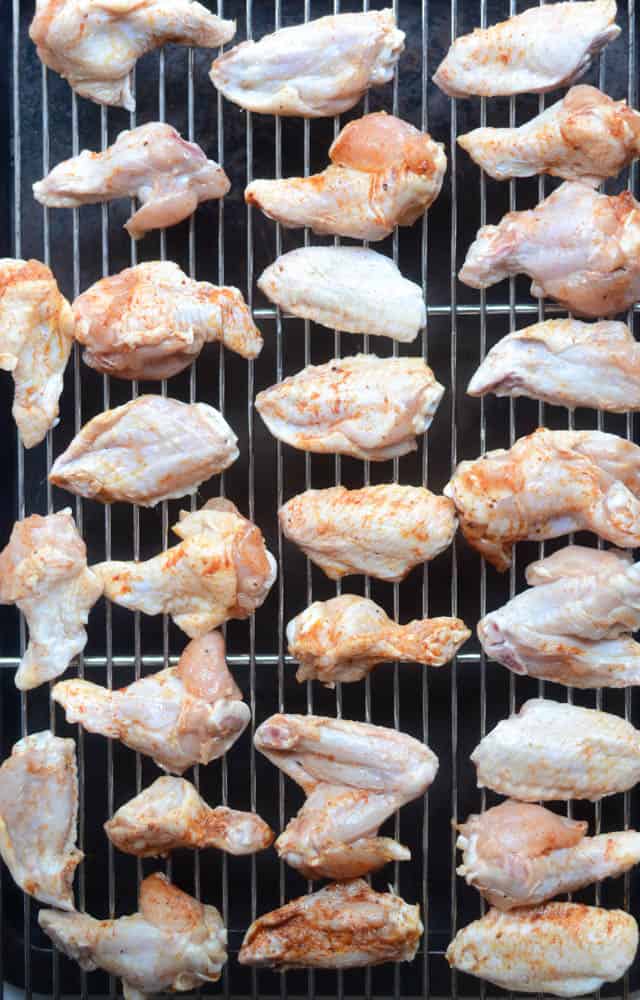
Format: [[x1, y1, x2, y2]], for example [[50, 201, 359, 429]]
[[239, 879, 422, 970], [287, 595, 470, 686], [29, 0, 235, 110], [53, 631, 250, 774], [471, 698, 640, 802], [245, 112, 446, 241], [456, 799, 640, 910], [95, 499, 276, 635], [0, 731, 82, 910], [0, 509, 103, 690], [209, 9, 404, 117], [73, 261, 262, 380], [49, 396, 238, 507], [40, 873, 227, 998], [433, 0, 620, 98], [446, 903, 638, 997], [280, 484, 456, 582], [445, 428, 640, 571], [257, 247, 426, 342], [105, 776, 273, 857], [0, 258, 74, 448], [459, 181, 640, 318], [34, 123, 230, 240], [256, 356, 442, 461], [255, 713, 437, 879]]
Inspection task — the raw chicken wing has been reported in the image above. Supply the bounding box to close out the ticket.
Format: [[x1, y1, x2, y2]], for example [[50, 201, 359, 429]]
[[34, 123, 230, 240], [0, 731, 82, 910], [0, 258, 74, 448], [287, 594, 470, 685], [73, 261, 262, 379], [209, 10, 404, 117], [0, 509, 103, 690], [29, 0, 235, 110], [257, 247, 426, 342], [456, 799, 640, 910], [52, 631, 250, 773], [246, 112, 446, 241], [471, 698, 640, 802], [49, 396, 238, 506], [105, 776, 273, 857], [256, 355, 442, 461], [39, 873, 227, 998], [95, 499, 276, 635], [446, 903, 638, 997], [459, 181, 640, 318], [239, 879, 422, 970], [433, 0, 620, 97]]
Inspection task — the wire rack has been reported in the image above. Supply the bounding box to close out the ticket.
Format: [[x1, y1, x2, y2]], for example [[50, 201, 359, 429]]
[[4, 0, 640, 997]]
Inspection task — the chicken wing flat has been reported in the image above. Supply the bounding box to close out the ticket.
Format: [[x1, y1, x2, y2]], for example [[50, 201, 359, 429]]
[[287, 595, 470, 685], [209, 9, 404, 117], [34, 123, 230, 240], [105, 776, 273, 857], [0, 258, 74, 448], [456, 799, 640, 910], [245, 112, 446, 240], [459, 181, 640, 317], [29, 0, 235, 110], [49, 396, 238, 506], [73, 261, 262, 379], [94, 499, 276, 635], [257, 247, 426, 342], [446, 903, 637, 997], [39, 873, 227, 999], [53, 631, 250, 773], [280, 484, 456, 582], [472, 698, 640, 802], [445, 428, 640, 571], [433, 0, 620, 98], [239, 879, 422, 970], [468, 319, 640, 412], [0, 509, 103, 690], [0, 731, 82, 910]]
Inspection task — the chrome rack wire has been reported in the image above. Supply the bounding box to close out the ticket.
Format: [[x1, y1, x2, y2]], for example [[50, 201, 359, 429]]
[[5, 1, 639, 999]]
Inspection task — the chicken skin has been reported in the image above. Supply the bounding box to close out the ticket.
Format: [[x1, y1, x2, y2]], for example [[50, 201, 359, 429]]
[[456, 799, 640, 910], [256, 356, 442, 462], [280, 484, 456, 582], [0, 259, 74, 449], [105, 776, 273, 857], [34, 123, 230, 240], [29, 0, 235, 110], [245, 112, 446, 241], [49, 396, 238, 507], [39, 873, 227, 999], [287, 595, 470, 686], [459, 86, 640, 185], [446, 903, 638, 997], [468, 319, 640, 412], [472, 698, 640, 802], [445, 428, 640, 571], [95, 499, 276, 635], [239, 879, 422, 970], [257, 247, 426, 343], [73, 261, 262, 380], [0, 731, 82, 910], [433, 0, 620, 98], [53, 631, 250, 774], [0, 509, 103, 691], [459, 181, 640, 318], [209, 9, 404, 117], [254, 713, 438, 880]]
